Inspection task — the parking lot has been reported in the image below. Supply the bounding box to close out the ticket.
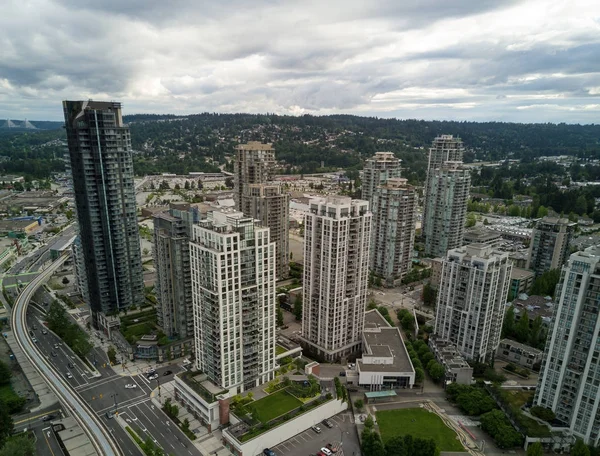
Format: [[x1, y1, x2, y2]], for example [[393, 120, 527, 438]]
[[271, 412, 360, 456]]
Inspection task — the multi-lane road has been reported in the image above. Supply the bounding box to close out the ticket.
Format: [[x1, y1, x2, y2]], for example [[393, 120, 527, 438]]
[[12, 255, 123, 456]]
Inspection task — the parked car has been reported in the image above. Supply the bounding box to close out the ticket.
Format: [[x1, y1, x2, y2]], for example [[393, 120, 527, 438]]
[[323, 419, 334, 428], [339, 371, 346, 377], [263, 449, 276, 456], [326, 443, 337, 453], [321, 448, 332, 456], [311, 425, 321, 434]]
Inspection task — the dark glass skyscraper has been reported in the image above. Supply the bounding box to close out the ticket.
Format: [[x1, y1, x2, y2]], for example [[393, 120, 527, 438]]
[[63, 100, 143, 327]]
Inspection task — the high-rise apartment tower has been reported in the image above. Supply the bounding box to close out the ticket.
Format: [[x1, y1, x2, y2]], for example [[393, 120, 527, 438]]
[[534, 246, 600, 445], [301, 196, 371, 362], [63, 100, 143, 326], [241, 183, 289, 279], [190, 209, 276, 393], [423, 162, 470, 258], [362, 152, 402, 206], [434, 243, 512, 362], [423, 135, 465, 240], [370, 178, 417, 286], [153, 203, 199, 339], [234, 142, 289, 279], [233, 141, 275, 209], [527, 217, 576, 276]]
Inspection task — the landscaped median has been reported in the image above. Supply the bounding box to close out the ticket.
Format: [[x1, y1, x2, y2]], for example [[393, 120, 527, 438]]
[[125, 426, 166, 456]]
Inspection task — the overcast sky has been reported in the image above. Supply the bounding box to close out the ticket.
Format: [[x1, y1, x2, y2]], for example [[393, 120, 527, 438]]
[[1, 0, 599, 123]]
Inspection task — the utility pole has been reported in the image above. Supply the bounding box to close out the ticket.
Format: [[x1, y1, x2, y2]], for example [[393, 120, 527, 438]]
[[156, 375, 161, 401]]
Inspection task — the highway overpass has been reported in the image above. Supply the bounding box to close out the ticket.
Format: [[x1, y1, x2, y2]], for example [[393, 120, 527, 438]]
[[11, 254, 123, 456]]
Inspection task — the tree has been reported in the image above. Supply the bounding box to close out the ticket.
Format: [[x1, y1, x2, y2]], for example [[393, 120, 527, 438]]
[[530, 316, 544, 347], [354, 399, 364, 411], [428, 362, 446, 382], [276, 305, 284, 327], [0, 361, 11, 385], [0, 400, 13, 448], [422, 283, 437, 307], [576, 195, 588, 215], [572, 439, 591, 456], [143, 248, 149, 256], [0, 434, 36, 456], [62, 277, 70, 285], [527, 442, 543, 456], [480, 410, 523, 448], [515, 310, 530, 343], [107, 346, 117, 364], [225, 177, 234, 188], [361, 428, 384, 456], [385, 435, 407, 456], [184, 181, 190, 190], [502, 305, 516, 338], [293, 295, 302, 321], [414, 367, 424, 384]]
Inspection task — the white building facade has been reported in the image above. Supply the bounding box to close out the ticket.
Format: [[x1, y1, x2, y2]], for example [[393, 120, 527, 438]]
[[301, 196, 371, 362], [190, 209, 277, 394], [434, 243, 512, 362], [534, 246, 600, 445]]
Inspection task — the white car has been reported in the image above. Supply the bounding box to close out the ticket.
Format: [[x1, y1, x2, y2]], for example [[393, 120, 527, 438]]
[[125, 384, 137, 389], [148, 374, 159, 380], [321, 448, 332, 456], [65, 372, 73, 379]]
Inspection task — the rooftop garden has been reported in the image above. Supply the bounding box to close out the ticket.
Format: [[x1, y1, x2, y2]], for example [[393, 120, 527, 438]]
[[178, 370, 228, 403], [229, 375, 331, 442], [119, 309, 170, 346]]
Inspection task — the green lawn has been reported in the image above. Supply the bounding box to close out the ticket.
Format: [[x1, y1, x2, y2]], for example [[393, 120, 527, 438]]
[[275, 345, 287, 355], [250, 390, 302, 423], [377, 408, 465, 452]]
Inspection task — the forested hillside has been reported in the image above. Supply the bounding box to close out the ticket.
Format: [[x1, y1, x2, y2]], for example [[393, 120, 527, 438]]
[[1, 113, 600, 181]]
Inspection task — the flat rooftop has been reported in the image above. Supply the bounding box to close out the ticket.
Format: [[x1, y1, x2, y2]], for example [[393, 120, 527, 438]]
[[511, 267, 535, 280], [359, 310, 414, 374]]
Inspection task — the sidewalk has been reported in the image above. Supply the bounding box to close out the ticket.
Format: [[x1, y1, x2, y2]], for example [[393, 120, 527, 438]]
[[150, 382, 233, 456]]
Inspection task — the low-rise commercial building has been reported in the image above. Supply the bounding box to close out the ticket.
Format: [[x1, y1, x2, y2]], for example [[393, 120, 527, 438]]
[[463, 228, 502, 247], [357, 309, 415, 390], [173, 371, 229, 432], [496, 339, 542, 370]]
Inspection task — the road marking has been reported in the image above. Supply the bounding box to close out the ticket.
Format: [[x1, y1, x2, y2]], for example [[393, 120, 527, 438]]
[[14, 408, 61, 425], [43, 427, 56, 456]]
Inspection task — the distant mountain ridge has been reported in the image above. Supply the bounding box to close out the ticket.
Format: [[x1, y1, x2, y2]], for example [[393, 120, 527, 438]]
[[0, 119, 63, 131]]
